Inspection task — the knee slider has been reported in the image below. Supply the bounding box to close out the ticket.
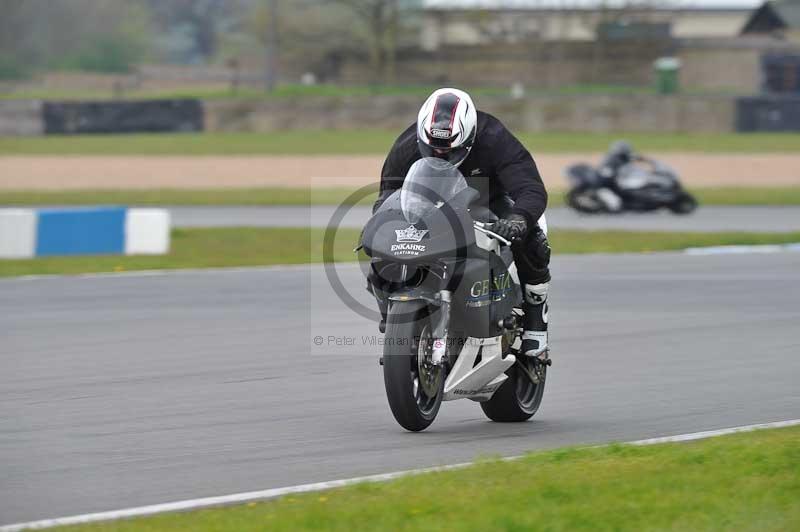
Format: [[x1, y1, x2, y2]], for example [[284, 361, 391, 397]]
[[534, 230, 551, 266], [524, 282, 549, 305]]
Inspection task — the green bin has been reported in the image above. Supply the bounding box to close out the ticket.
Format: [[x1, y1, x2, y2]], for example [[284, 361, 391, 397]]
[[654, 57, 681, 95]]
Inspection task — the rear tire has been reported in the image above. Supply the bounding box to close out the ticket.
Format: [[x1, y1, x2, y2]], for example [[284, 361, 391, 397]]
[[480, 357, 546, 422], [383, 301, 443, 432]]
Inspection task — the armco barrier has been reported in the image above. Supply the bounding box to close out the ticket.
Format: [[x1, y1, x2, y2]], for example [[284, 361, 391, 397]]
[[736, 96, 800, 132], [1, 95, 737, 136], [43, 100, 203, 134], [0, 207, 170, 259]]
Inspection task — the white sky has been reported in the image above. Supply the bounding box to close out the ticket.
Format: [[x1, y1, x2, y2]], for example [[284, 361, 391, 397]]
[[423, 0, 764, 10]]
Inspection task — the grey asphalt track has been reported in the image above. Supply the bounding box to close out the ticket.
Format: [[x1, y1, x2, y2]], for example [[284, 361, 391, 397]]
[[2, 252, 800, 525], [167, 205, 800, 233]]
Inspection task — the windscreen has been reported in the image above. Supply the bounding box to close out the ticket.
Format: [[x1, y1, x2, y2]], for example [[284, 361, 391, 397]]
[[617, 162, 675, 190], [400, 157, 468, 224]]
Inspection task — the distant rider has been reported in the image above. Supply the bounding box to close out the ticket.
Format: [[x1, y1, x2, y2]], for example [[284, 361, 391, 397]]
[[370, 88, 551, 358], [599, 140, 647, 182]]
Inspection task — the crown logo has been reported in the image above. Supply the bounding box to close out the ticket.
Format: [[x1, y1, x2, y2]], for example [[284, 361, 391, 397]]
[[395, 224, 428, 243]]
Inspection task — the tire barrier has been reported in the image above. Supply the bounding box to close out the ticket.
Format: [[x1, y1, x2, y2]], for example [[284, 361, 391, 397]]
[[0, 207, 170, 259], [736, 96, 800, 132], [43, 99, 203, 135]]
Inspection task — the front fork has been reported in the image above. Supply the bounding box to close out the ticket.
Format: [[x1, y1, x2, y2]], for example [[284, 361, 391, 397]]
[[430, 289, 452, 366]]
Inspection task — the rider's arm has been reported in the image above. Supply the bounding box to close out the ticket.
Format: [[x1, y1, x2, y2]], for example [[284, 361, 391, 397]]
[[374, 125, 417, 213], [375, 153, 403, 213], [493, 126, 548, 228]]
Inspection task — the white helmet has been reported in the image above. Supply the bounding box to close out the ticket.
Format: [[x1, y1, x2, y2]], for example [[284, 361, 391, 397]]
[[416, 88, 477, 167]]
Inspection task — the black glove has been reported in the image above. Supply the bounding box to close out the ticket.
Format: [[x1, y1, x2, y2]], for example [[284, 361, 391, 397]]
[[492, 214, 528, 241]]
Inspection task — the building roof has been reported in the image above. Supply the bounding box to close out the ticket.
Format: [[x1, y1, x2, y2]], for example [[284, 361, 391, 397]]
[[423, 0, 762, 10], [742, 1, 800, 33], [774, 0, 800, 26]]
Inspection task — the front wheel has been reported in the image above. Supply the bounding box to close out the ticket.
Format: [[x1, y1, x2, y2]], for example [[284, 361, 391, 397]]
[[480, 356, 547, 422], [566, 187, 605, 214], [382, 300, 444, 432], [668, 192, 698, 215]]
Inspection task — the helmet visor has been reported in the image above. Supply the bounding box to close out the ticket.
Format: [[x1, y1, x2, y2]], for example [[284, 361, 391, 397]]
[[418, 141, 471, 168]]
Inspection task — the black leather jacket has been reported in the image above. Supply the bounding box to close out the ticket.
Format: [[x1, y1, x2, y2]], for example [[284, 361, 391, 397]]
[[375, 111, 548, 227]]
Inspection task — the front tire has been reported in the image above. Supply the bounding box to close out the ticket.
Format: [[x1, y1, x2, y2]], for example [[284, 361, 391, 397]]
[[383, 300, 443, 432], [480, 356, 547, 422], [566, 187, 605, 214], [668, 192, 698, 215]]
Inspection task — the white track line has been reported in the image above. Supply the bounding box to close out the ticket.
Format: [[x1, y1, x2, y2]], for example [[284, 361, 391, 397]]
[[684, 243, 800, 255], [627, 419, 800, 445], [2, 418, 799, 532], [0, 263, 330, 283], [0, 262, 368, 283]]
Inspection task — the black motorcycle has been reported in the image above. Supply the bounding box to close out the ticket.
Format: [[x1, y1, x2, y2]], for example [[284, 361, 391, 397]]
[[360, 158, 548, 432], [565, 158, 698, 214]]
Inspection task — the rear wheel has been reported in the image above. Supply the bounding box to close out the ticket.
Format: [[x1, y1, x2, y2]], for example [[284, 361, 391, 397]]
[[382, 301, 444, 432], [480, 354, 547, 422]]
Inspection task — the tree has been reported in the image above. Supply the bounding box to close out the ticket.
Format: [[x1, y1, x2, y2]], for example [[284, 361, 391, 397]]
[[0, 0, 153, 78], [246, 0, 422, 85], [143, 0, 249, 63], [248, 0, 282, 90], [328, 0, 401, 84], [248, 0, 362, 83]]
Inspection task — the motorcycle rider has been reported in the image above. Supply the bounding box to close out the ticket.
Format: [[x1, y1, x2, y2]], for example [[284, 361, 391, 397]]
[[369, 88, 551, 358], [599, 140, 645, 181]]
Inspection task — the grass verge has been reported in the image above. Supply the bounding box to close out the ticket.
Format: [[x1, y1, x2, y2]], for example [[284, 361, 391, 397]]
[[2, 131, 800, 155], [0, 188, 378, 207], [0, 82, 722, 102], [2, 227, 800, 278], [0, 84, 511, 102], [0, 227, 359, 277], [549, 229, 800, 254], [3, 186, 800, 207], [694, 187, 800, 206], [55, 425, 800, 532]]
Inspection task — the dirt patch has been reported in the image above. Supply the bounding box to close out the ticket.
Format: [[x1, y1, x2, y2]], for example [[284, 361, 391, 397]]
[[1, 153, 798, 190]]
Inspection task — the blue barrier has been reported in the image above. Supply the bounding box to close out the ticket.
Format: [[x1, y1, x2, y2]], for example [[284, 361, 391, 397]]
[[0, 207, 170, 259], [35, 207, 126, 257]]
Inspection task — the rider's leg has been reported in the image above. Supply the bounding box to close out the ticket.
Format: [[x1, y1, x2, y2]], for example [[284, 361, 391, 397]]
[[511, 215, 551, 358]]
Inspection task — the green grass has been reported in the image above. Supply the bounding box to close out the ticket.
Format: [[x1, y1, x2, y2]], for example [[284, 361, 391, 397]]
[[0, 227, 361, 277], [0, 82, 663, 102], [2, 227, 800, 278], [55, 425, 800, 532], [0, 188, 379, 207], [3, 186, 800, 207], [2, 131, 800, 155], [0, 83, 511, 102], [0, 82, 750, 102], [548, 229, 800, 254], [694, 187, 800, 206]]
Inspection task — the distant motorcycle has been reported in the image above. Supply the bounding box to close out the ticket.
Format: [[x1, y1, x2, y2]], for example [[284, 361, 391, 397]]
[[565, 158, 698, 215]]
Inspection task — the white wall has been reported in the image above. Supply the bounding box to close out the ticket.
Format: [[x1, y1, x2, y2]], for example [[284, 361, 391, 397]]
[[0, 209, 37, 259]]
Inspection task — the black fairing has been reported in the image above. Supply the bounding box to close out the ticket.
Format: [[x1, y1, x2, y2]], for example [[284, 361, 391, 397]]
[[363, 186, 521, 339], [362, 187, 478, 264]]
